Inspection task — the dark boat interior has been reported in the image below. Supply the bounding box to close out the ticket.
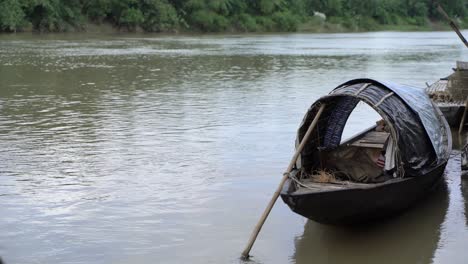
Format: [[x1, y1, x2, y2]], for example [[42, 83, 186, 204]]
[[291, 125, 398, 194]]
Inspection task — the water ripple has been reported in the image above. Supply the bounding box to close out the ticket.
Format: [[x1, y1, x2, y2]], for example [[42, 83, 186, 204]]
[[0, 31, 467, 264]]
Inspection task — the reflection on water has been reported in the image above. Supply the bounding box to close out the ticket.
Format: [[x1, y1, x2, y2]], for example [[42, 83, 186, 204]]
[[461, 174, 468, 227], [0, 31, 468, 264], [293, 182, 448, 264]]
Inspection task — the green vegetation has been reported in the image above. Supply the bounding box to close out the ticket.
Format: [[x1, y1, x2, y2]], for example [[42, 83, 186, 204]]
[[0, 0, 466, 33]]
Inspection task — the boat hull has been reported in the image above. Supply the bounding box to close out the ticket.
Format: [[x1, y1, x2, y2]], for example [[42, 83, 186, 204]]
[[280, 162, 447, 225]]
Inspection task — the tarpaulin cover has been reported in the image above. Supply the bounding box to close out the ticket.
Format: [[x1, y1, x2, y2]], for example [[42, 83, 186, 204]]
[[297, 79, 451, 177]]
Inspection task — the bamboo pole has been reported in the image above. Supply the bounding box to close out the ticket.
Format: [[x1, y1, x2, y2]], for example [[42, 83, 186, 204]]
[[241, 103, 326, 259], [436, 3, 468, 48], [459, 99, 468, 134], [435, 3, 468, 133]]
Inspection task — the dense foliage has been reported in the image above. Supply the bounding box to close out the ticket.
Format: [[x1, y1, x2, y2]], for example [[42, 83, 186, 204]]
[[0, 0, 466, 32]]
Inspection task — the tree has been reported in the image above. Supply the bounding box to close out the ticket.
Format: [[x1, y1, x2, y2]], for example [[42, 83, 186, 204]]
[[119, 7, 143, 30], [140, 0, 180, 32], [0, 0, 26, 32], [83, 0, 111, 23]]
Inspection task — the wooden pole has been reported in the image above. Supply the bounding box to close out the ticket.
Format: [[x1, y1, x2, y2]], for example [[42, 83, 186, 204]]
[[436, 2, 468, 133], [459, 99, 468, 134], [436, 3, 468, 48], [241, 103, 326, 259]]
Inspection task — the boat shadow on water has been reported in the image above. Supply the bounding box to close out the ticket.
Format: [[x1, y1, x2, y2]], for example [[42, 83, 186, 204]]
[[292, 181, 449, 264], [461, 172, 468, 227]]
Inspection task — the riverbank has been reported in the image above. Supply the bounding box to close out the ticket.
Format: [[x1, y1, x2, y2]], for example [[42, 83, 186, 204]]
[[3, 19, 465, 35], [297, 19, 463, 33]]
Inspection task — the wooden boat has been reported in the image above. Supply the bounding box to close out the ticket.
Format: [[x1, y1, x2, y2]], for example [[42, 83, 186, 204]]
[[280, 79, 452, 225], [425, 61, 468, 127]]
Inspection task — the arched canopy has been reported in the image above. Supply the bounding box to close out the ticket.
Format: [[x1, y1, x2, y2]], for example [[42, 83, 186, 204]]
[[297, 79, 451, 177]]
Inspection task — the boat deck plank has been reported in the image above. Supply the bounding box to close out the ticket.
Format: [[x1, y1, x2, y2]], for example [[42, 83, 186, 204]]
[[292, 177, 407, 195], [293, 179, 375, 194], [349, 131, 389, 148]]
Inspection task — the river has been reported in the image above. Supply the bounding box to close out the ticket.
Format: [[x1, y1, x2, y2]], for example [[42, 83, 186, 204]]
[[0, 31, 468, 264]]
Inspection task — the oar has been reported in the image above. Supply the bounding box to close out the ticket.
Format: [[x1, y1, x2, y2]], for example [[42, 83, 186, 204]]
[[434, 3, 468, 132], [436, 2, 468, 48], [241, 103, 326, 259]]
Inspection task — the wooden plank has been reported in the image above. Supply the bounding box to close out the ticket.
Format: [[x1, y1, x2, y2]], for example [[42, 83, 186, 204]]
[[293, 178, 406, 194], [426, 79, 449, 93], [349, 142, 384, 148], [294, 181, 371, 194], [348, 131, 389, 148]]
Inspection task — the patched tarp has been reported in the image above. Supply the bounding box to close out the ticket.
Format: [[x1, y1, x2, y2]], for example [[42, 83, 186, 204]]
[[296, 78, 451, 177], [343, 79, 449, 161]]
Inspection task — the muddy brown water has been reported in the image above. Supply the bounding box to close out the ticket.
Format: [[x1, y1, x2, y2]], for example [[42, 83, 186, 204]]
[[0, 31, 468, 264]]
